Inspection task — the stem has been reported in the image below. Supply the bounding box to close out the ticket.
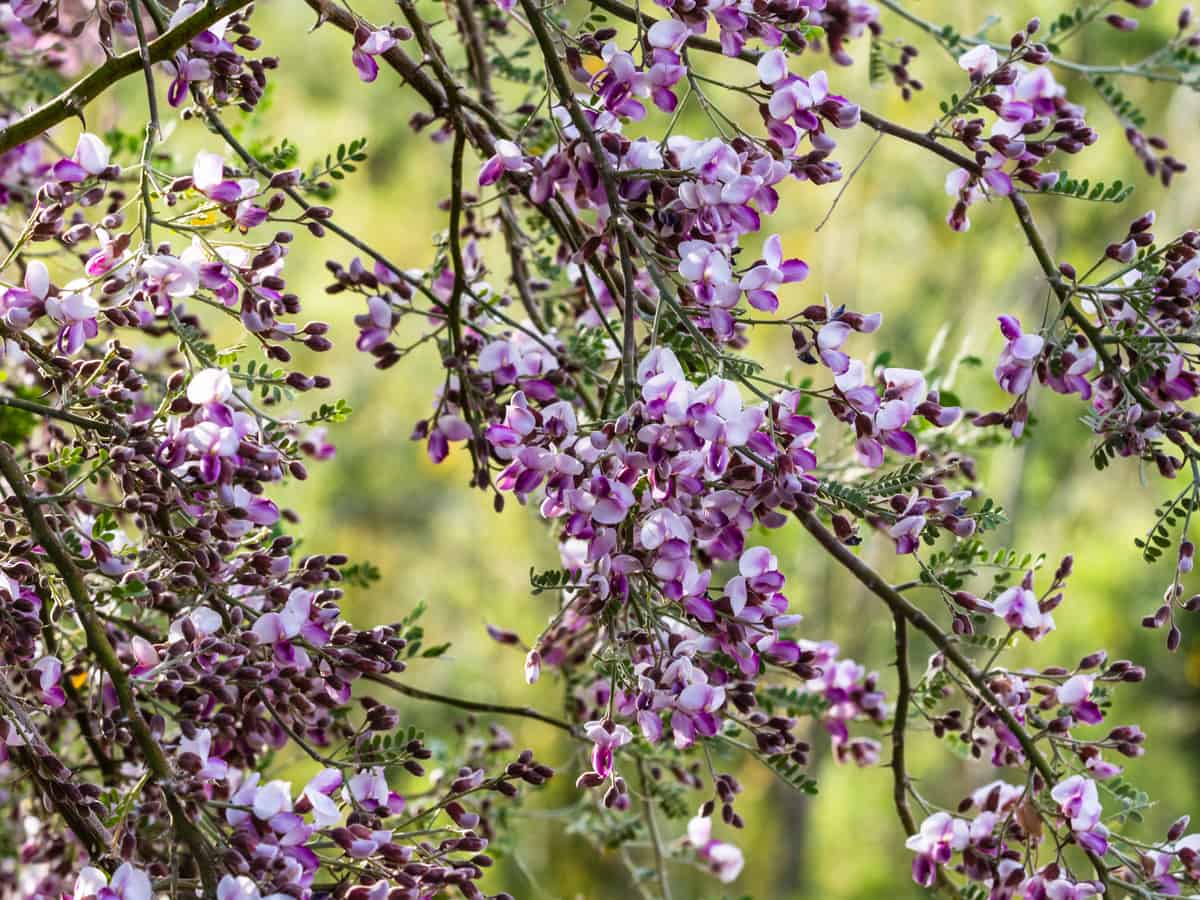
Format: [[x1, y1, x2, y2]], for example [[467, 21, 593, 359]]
[[518, 0, 640, 406], [364, 671, 581, 736], [0, 394, 127, 436], [890, 612, 916, 836], [857, 109, 978, 172], [1008, 193, 1157, 411], [129, 0, 160, 140], [637, 757, 673, 900]]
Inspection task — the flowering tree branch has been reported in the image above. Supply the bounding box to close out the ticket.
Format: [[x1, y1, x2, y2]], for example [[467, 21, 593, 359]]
[[0, 0, 1198, 897], [0, 442, 221, 895], [0, 0, 255, 155], [797, 507, 1115, 892]]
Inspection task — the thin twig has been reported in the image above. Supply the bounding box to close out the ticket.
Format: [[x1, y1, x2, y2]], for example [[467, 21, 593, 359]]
[[364, 671, 581, 737], [637, 757, 673, 900], [814, 133, 882, 232]]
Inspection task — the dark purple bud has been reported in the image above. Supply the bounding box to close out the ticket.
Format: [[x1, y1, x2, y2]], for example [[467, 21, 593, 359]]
[[1105, 13, 1139, 30]]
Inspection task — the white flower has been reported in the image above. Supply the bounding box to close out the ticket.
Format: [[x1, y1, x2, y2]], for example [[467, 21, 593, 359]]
[[73, 133, 111, 175], [957, 44, 999, 77], [188, 367, 233, 405]]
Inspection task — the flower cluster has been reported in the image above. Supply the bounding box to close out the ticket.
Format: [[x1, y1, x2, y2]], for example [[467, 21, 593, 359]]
[[161, 2, 275, 109], [943, 22, 1097, 231]]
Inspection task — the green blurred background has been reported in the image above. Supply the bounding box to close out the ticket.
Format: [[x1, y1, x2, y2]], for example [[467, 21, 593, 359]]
[[93, 1, 1200, 895]]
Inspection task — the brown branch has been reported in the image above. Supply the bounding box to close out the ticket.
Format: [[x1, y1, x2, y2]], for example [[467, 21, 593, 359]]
[[856, 110, 979, 172], [797, 508, 1051, 774], [1008, 193, 1159, 412], [453, 0, 495, 106], [518, 0, 640, 404], [0, 0, 255, 155], [890, 612, 917, 835], [890, 614, 961, 898]]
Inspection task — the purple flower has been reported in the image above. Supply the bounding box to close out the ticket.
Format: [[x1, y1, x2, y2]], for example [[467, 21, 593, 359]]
[[355, 295, 395, 351], [188, 367, 234, 406], [958, 45, 999, 78], [186, 419, 241, 484], [995, 315, 1045, 396], [992, 584, 1054, 639], [1057, 674, 1103, 725], [217, 876, 266, 900], [193, 151, 252, 204], [250, 590, 332, 670], [739, 234, 808, 312], [164, 51, 211, 106], [32, 656, 65, 708], [43, 287, 99, 355], [52, 133, 110, 183], [688, 377, 765, 474], [72, 863, 152, 900], [688, 816, 744, 883], [756, 49, 789, 86], [301, 768, 343, 826], [583, 719, 632, 779], [1052, 775, 1107, 853], [906, 812, 969, 887], [347, 767, 406, 815], [129, 636, 160, 677], [352, 30, 397, 83], [1, 258, 48, 328], [524, 649, 541, 684], [1022, 872, 1103, 900], [179, 727, 229, 780], [479, 139, 531, 186]]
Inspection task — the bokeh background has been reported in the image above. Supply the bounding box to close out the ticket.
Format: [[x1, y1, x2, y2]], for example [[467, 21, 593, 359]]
[[85, 1, 1200, 895]]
